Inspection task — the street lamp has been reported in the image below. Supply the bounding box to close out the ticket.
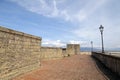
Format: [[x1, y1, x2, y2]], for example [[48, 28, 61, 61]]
[[91, 41, 93, 52], [99, 25, 104, 53]]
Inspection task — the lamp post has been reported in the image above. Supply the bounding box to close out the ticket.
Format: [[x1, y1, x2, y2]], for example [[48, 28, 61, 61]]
[[99, 25, 104, 53], [91, 41, 93, 52]]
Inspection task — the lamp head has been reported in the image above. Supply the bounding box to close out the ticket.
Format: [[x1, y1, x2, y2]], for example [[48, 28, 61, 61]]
[[91, 41, 93, 44], [99, 25, 104, 32]]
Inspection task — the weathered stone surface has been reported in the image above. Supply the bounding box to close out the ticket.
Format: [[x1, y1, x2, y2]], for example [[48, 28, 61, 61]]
[[0, 26, 41, 80], [80, 52, 91, 55], [67, 44, 80, 55], [41, 47, 63, 60], [40, 44, 80, 60], [0, 26, 81, 80]]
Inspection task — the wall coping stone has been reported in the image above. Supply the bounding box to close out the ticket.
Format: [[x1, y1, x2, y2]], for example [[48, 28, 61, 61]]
[[0, 26, 42, 40], [41, 47, 62, 49]]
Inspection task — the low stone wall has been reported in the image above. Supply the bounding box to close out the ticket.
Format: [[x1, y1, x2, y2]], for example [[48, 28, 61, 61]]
[[62, 48, 69, 57], [0, 26, 41, 80], [40, 44, 81, 60], [80, 52, 91, 55], [92, 52, 120, 77], [67, 44, 80, 55], [41, 47, 63, 60]]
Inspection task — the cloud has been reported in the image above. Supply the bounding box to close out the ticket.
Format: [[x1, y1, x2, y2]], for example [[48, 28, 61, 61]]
[[69, 40, 81, 44], [42, 39, 89, 47], [42, 39, 66, 47], [10, 0, 57, 17], [10, 0, 108, 22], [69, 40, 90, 47], [10, 0, 120, 49]]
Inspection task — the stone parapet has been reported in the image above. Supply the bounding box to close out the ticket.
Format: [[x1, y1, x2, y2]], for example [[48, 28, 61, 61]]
[[0, 26, 41, 80], [41, 47, 63, 60], [0, 26, 81, 80], [92, 52, 120, 77], [67, 44, 80, 55], [0, 26, 41, 40], [80, 52, 91, 55]]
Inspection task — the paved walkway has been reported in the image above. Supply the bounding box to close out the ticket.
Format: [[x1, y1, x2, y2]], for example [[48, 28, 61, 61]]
[[13, 55, 107, 80]]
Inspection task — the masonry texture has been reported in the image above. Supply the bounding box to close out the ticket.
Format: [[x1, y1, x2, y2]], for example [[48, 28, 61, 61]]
[[0, 26, 81, 80], [0, 26, 41, 80], [40, 47, 63, 60], [67, 44, 80, 55], [40, 44, 80, 60], [92, 52, 120, 77]]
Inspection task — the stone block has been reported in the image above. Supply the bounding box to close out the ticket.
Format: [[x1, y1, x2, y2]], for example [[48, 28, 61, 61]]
[[0, 26, 41, 80]]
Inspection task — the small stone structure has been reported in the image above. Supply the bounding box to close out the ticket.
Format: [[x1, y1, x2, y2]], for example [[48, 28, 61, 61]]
[[0, 26, 80, 80], [62, 48, 68, 57], [67, 44, 80, 55], [0, 26, 41, 80]]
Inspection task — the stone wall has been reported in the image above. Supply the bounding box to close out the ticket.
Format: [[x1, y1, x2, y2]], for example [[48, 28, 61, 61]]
[[80, 52, 91, 55], [62, 48, 68, 57], [40, 44, 80, 60], [41, 47, 63, 60], [0, 26, 41, 80], [67, 44, 80, 55], [0, 26, 81, 79], [92, 52, 120, 77]]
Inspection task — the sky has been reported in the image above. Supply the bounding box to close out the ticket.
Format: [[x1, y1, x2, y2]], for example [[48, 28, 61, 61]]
[[0, 0, 120, 50]]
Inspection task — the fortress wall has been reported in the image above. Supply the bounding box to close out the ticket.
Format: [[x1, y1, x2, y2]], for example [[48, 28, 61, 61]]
[[40, 44, 81, 59], [0, 26, 41, 80], [67, 44, 80, 55], [41, 47, 63, 60], [0, 26, 81, 79]]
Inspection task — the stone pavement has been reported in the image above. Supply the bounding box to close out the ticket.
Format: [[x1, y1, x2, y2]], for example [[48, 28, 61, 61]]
[[13, 55, 107, 80]]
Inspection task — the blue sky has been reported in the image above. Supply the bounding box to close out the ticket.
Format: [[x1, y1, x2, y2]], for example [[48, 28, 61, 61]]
[[0, 0, 120, 49]]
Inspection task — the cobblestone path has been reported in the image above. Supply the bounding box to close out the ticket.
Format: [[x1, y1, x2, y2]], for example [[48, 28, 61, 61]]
[[13, 55, 107, 80]]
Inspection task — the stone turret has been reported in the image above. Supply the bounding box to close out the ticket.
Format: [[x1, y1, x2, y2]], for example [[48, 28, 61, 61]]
[[67, 44, 80, 55]]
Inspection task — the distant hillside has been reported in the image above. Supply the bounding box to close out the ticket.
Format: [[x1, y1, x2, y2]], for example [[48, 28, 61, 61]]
[[80, 47, 120, 52], [105, 48, 120, 52], [80, 47, 100, 52]]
